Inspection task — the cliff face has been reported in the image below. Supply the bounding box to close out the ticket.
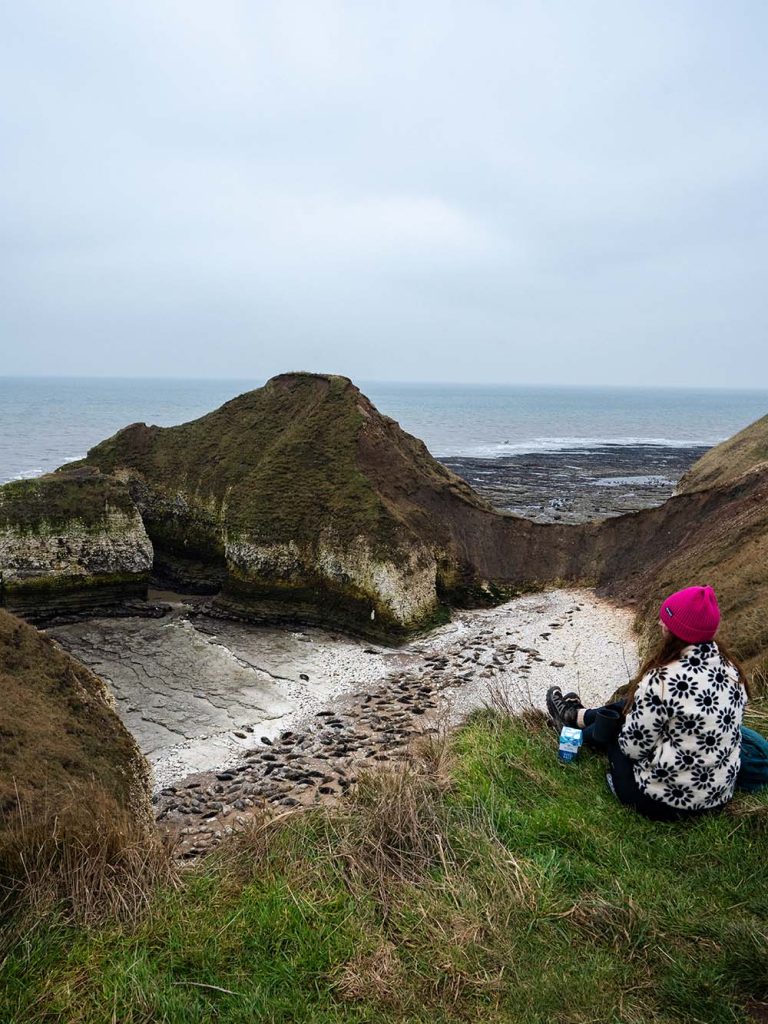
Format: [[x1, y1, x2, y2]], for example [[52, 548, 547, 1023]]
[[0, 606, 152, 827], [0, 469, 152, 617], [586, 463, 768, 674], [79, 372, 573, 637]]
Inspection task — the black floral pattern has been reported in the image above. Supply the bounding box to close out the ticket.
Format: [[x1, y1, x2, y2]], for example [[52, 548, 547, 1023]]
[[618, 642, 746, 811], [716, 707, 737, 730], [668, 672, 695, 699], [693, 691, 717, 713], [708, 665, 729, 691], [681, 648, 708, 671], [690, 764, 715, 787], [674, 748, 704, 771], [677, 713, 703, 737], [646, 690, 669, 719]]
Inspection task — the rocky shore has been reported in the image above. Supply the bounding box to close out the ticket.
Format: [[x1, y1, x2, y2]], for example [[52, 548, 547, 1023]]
[[51, 589, 636, 859], [441, 443, 709, 523]]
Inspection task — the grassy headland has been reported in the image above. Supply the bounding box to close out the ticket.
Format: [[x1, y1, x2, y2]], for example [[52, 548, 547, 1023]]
[[3, 706, 767, 1024], [678, 414, 768, 494]]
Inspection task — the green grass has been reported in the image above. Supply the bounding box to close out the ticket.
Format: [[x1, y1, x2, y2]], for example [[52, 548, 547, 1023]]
[[2, 711, 768, 1024]]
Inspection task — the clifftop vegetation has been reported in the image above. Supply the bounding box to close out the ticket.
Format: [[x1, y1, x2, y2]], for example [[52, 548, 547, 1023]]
[[0, 469, 137, 534], [2, 708, 767, 1023], [3, 382, 768, 1021], [678, 414, 768, 494]]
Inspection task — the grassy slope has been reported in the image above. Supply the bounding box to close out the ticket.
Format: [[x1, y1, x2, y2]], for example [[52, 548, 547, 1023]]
[[0, 608, 149, 819], [592, 467, 768, 677], [81, 374, 409, 553], [3, 710, 767, 1024], [678, 414, 768, 494]]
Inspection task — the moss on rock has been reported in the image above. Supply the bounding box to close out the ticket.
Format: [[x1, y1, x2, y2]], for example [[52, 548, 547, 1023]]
[[0, 470, 152, 616], [62, 372, 768, 673], [76, 373, 510, 635]]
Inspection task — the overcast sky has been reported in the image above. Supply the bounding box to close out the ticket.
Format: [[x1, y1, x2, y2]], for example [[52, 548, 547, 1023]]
[[1, 2, 766, 386]]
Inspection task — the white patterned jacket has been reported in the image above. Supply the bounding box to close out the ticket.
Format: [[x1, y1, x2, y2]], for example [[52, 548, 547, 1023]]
[[618, 641, 747, 811]]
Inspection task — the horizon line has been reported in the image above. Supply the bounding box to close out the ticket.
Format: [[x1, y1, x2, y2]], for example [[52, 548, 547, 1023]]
[[2, 374, 768, 394]]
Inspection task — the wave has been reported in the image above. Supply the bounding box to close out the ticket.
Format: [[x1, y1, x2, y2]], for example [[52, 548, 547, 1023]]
[[433, 435, 721, 459], [0, 453, 86, 485]]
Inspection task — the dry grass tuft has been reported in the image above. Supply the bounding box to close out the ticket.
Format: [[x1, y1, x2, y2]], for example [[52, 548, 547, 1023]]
[[335, 760, 452, 896], [724, 795, 768, 832], [406, 720, 454, 782], [332, 938, 406, 1006], [519, 706, 550, 733], [208, 806, 309, 888], [485, 677, 548, 721], [0, 782, 177, 947], [557, 894, 640, 950]]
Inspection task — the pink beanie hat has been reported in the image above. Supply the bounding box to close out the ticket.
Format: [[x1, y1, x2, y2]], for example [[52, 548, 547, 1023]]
[[659, 585, 721, 643]]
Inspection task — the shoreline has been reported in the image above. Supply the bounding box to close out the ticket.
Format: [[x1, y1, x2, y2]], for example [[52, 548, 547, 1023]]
[[441, 442, 709, 523], [52, 588, 637, 859]]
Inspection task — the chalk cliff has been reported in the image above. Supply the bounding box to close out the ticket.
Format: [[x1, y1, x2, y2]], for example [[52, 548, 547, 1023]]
[[77, 372, 582, 637], [71, 373, 768, 672], [0, 468, 152, 617], [3, 374, 766, 674]]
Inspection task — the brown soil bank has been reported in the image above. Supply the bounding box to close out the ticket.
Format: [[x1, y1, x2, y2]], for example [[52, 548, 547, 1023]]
[[588, 464, 768, 675], [71, 372, 768, 674], [0, 607, 152, 823], [0, 607, 155, 923], [0, 608, 172, 929]]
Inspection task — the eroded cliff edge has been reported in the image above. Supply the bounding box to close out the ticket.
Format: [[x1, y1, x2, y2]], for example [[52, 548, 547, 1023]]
[[76, 372, 587, 638], [0, 606, 153, 832]]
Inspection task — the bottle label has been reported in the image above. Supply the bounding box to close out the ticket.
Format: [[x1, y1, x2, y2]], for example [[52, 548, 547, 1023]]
[[558, 725, 584, 762]]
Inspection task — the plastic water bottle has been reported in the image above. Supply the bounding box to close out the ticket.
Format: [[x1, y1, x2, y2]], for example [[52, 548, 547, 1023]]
[[558, 725, 584, 763]]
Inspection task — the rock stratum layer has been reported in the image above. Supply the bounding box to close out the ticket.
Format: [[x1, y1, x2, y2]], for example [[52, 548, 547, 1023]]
[[2, 372, 766, 675], [0, 469, 152, 617]]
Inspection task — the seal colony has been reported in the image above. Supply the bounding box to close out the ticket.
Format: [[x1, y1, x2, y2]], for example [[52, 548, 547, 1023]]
[[52, 589, 634, 858]]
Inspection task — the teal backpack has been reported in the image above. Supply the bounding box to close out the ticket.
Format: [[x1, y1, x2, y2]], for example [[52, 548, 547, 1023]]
[[737, 727, 768, 793]]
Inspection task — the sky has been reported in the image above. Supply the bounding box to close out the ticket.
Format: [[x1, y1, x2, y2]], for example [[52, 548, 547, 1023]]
[[1, 1, 766, 386]]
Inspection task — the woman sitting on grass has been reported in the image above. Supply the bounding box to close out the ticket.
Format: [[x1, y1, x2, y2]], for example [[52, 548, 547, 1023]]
[[547, 585, 749, 821]]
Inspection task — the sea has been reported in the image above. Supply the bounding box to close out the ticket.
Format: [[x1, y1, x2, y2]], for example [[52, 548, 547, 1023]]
[[1, 376, 767, 485]]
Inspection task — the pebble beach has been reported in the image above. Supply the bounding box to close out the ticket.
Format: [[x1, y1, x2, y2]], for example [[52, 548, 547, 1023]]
[[51, 588, 637, 858]]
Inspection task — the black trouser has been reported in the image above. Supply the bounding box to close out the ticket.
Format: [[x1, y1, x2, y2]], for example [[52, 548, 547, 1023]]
[[582, 702, 706, 822]]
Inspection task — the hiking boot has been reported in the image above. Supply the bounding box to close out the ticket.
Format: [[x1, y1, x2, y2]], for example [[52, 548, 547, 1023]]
[[546, 686, 583, 729]]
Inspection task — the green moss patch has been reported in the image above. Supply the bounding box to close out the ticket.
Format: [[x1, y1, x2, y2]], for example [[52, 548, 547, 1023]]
[[3, 573, 149, 612], [0, 471, 136, 534], [82, 375, 397, 553]]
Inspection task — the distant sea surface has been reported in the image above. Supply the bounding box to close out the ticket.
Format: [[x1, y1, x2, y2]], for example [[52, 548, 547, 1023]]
[[1, 376, 767, 485]]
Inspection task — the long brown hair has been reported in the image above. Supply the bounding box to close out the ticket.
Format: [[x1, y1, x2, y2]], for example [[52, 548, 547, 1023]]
[[622, 630, 750, 712]]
